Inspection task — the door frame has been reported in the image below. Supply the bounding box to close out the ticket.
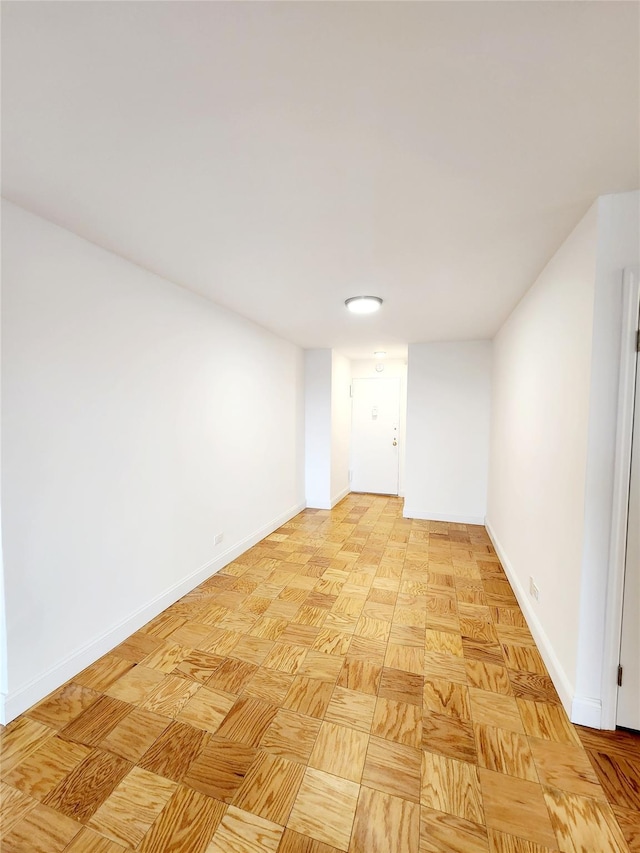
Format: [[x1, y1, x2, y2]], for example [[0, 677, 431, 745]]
[[601, 267, 640, 729], [350, 376, 401, 496]]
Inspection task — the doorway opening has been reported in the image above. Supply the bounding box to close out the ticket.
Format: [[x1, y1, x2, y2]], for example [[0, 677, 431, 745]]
[[350, 376, 401, 496]]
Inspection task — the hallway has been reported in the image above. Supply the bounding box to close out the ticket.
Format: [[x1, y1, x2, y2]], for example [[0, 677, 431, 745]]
[[1, 494, 638, 852]]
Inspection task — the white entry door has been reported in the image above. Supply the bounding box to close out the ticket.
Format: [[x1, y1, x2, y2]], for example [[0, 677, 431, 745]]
[[351, 377, 400, 495], [618, 346, 640, 731]]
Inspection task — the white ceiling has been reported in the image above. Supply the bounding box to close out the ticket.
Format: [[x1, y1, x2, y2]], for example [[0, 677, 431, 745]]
[[2, 2, 638, 360]]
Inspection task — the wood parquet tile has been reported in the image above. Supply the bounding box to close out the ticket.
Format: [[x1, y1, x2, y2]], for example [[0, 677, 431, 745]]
[[136, 784, 226, 853], [529, 736, 606, 801], [287, 767, 360, 851], [474, 723, 537, 781], [478, 768, 558, 848], [87, 766, 177, 847], [422, 710, 478, 763], [64, 827, 129, 852], [138, 720, 205, 782], [421, 750, 485, 824], [258, 708, 322, 765], [0, 781, 37, 835], [176, 685, 237, 732], [26, 683, 101, 731], [207, 695, 278, 748], [282, 676, 334, 719], [372, 696, 423, 748], [361, 736, 422, 803], [74, 655, 135, 693], [486, 827, 559, 852], [60, 696, 133, 748], [423, 677, 472, 721], [308, 721, 369, 783], [1, 494, 637, 852], [324, 686, 376, 733], [206, 804, 284, 852], [0, 718, 54, 775], [587, 751, 640, 811], [470, 688, 525, 734], [42, 748, 132, 823], [520, 699, 581, 746], [424, 648, 469, 685], [336, 651, 382, 691], [103, 665, 165, 705], [613, 805, 640, 853], [111, 632, 163, 663], [0, 802, 82, 853], [232, 751, 305, 825], [420, 806, 489, 853], [349, 785, 419, 853], [543, 786, 629, 852], [4, 736, 91, 801], [465, 659, 513, 695], [577, 725, 640, 762], [97, 708, 170, 763]]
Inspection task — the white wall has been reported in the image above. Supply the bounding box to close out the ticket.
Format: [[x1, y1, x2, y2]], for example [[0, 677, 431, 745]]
[[304, 349, 332, 509], [304, 349, 353, 510], [404, 342, 492, 524], [576, 191, 640, 721], [350, 359, 407, 496], [331, 352, 352, 506], [0, 509, 6, 700], [0, 260, 6, 698], [1, 200, 305, 722], [486, 204, 598, 714], [487, 192, 640, 724]]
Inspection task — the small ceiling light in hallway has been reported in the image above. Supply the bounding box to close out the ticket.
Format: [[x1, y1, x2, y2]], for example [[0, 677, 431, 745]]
[[345, 296, 383, 315]]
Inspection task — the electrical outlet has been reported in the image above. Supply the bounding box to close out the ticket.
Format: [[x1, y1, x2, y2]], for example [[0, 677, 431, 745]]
[[529, 576, 539, 601], [214, 532, 224, 546]]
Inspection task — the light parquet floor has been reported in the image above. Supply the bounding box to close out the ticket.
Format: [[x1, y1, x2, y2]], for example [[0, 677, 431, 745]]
[[1, 494, 638, 852]]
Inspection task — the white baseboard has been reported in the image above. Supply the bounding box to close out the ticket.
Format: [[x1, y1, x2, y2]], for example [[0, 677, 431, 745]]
[[485, 519, 576, 719], [306, 488, 350, 511], [1, 501, 306, 724], [331, 487, 351, 508], [571, 695, 603, 728], [403, 507, 485, 525], [305, 493, 331, 510]]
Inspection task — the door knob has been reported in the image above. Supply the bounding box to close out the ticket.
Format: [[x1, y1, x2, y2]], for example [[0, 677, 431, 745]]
[[393, 439, 398, 446]]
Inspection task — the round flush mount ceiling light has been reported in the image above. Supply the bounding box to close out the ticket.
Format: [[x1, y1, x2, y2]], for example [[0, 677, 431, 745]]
[[345, 296, 383, 315]]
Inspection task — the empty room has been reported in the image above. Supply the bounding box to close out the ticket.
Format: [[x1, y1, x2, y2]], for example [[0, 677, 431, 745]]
[[1, 2, 639, 852]]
